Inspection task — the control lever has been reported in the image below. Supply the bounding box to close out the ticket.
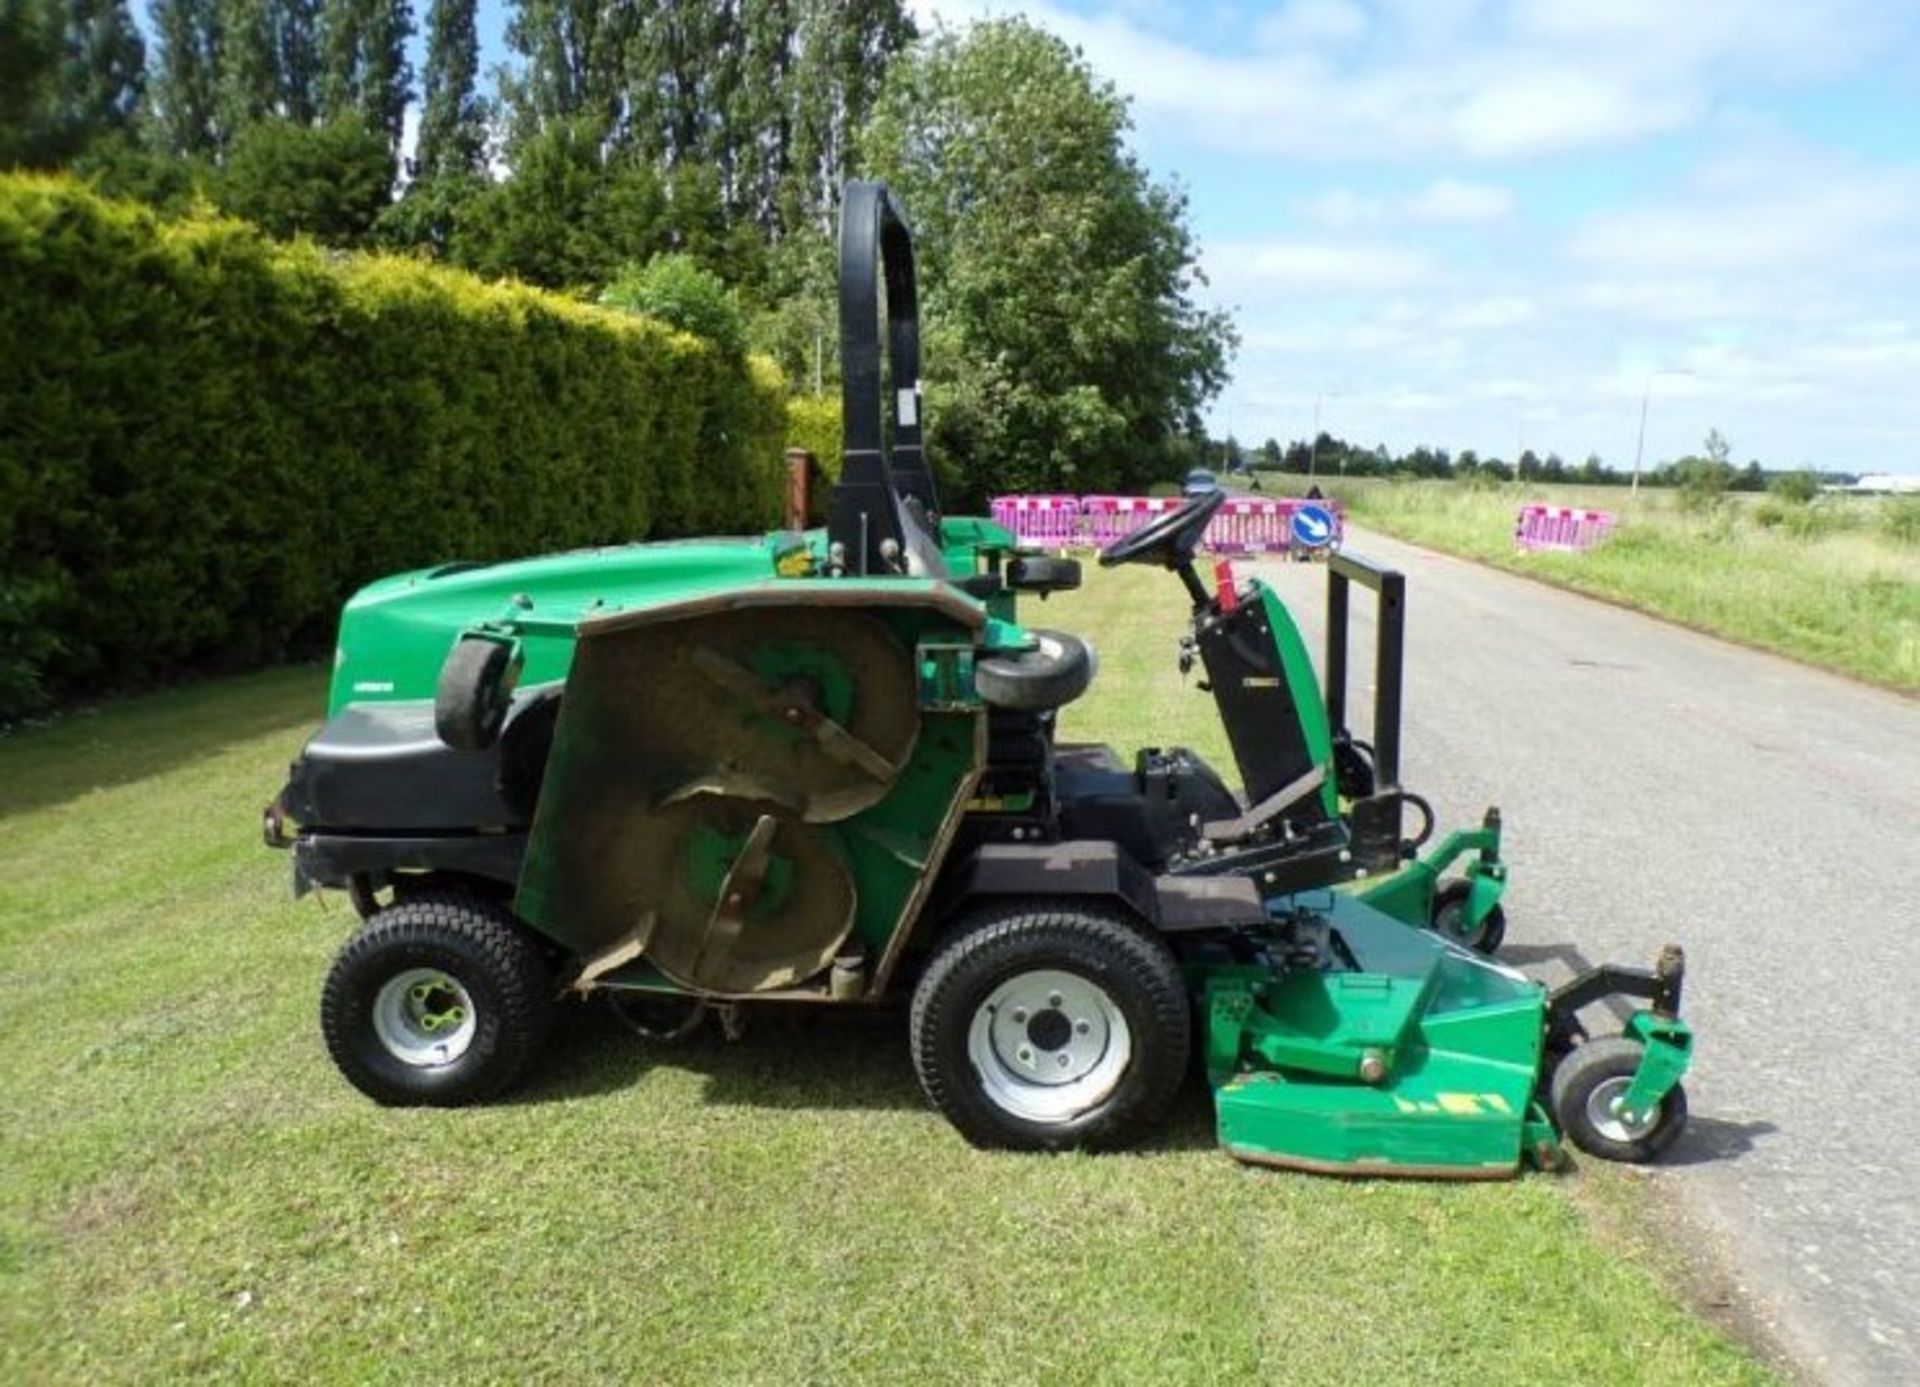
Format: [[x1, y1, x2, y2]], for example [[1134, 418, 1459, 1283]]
[[1177, 633, 1209, 690]]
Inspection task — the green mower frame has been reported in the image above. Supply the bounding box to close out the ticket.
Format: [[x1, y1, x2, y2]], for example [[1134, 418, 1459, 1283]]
[[267, 180, 1695, 1177]]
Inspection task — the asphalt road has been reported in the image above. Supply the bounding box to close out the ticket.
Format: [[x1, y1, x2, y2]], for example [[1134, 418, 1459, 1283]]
[[1251, 528, 1920, 1386]]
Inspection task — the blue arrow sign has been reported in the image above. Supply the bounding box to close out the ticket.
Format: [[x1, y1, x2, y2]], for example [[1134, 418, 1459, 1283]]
[[1291, 503, 1337, 550]]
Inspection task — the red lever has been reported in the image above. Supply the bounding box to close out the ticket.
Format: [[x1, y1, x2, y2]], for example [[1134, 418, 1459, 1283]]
[[1213, 558, 1238, 611]]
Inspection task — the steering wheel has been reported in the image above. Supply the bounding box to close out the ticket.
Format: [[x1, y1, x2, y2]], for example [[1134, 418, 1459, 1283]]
[[1097, 488, 1227, 569]]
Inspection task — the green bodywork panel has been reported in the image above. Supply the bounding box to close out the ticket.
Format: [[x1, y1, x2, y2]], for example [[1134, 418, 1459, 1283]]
[[326, 518, 1026, 716], [1350, 821, 1507, 930], [326, 534, 794, 713], [1250, 581, 1340, 818], [1621, 1011, 1694, 1126], [1207, 895, 1545, 1175]]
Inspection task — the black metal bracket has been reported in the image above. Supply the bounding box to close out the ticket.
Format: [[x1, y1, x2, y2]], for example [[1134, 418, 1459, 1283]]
[[829, 180, 942, 575], [1324, 551, 1406, 790], [1547, 945, 1687, 1025]]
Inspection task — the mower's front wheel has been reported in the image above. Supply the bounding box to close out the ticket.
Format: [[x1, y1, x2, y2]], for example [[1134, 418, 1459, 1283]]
[[321, 893, 557, 1106], [1550, 1036, 1688, 1163], [1431, 880, 1506, 955], [910, 901, 1189, 1152]]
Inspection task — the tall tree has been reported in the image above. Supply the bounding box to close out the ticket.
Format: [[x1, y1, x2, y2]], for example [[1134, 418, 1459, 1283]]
[[0, 0, 63, 165], [216, 0, 278, 139], [149, 0, 222, 156], [862, 18, 1236, 498], [56, 0, 148, 144], [0, 0, 146, 166], [318, 0, 411, 144], [415, 0, 483, 178], [502, 0, 634, 141], [276, 0, 320, 123]]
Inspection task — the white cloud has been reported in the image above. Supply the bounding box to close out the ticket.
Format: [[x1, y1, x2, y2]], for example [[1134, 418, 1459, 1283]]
[[1291, 178, 1512, 230], [1209, 239, 1434, 293], [1450, 70, 1695, 157], [913, 0, 1895, 162], [1443, 295, 1537, 331], [1404, 178, 1514, 224], [1257, 0, 1369, 48]]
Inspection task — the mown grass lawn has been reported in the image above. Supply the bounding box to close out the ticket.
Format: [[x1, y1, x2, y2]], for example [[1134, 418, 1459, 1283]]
[[0, 568, 1773, 1384]]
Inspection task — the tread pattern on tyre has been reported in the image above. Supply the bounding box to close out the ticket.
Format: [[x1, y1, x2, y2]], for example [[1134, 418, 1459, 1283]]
[[973, 629, 1094, 712], [909, 899, 1190, 1153], [321, 891, 555, 1106], [436, 638, 512, 750], [1431, 880, 1506, 955], [1549, 1034, 1688, 1163]]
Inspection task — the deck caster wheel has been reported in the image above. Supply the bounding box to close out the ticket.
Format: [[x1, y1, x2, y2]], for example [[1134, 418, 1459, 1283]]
[[605, 991, 710, 1043], [1550, 1036, 1688, 1163], [321, 893, 556, 1106], [974, 630, 1095, 712], [1430, 880, 1506, 955], [909, 902, 1189, 1152]]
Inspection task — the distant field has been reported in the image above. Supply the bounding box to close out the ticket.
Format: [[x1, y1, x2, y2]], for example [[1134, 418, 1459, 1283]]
[[1242, 472, 1919, 692], [0, 570, 1772, 1384]]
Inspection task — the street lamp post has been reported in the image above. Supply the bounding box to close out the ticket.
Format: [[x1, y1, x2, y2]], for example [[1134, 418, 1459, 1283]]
[[1306, 391, 1341, 480], [1630, 369, 1692, 499]]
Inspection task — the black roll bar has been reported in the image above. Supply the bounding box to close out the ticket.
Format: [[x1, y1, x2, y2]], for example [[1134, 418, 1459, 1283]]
[[829, 180, 941, 574], [1325, 552, 1405, 790]]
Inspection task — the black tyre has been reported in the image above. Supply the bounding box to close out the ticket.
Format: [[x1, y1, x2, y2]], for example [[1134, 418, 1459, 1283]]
[[604, 991, 709, 1043], [1005, 553, 1083, 595], [909, 901, 1190, 1152], [1430, 880, 1507, 955], [321, 892, 556, 1106], [435, 636, 515, 751], [1550, 1035, 1688, 1163], [974, 629, 1095, 712]]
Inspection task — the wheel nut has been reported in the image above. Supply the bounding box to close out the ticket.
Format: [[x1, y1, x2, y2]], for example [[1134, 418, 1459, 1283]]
[[1057, 1054, 1070, 1068], [1074, 1019, 1091, 1035], [1011, 1008, 1027, 1024], [1048, 993, 1064, 1009]]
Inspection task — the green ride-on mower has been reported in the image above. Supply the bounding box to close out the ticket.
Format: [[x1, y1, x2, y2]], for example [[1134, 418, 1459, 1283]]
[[266, 181, 1694, 1176]]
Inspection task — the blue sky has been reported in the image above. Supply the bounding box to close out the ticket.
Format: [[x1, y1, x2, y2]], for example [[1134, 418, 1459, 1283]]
[[442, 2, 1919, 471], [902, 1, 1920, 473]]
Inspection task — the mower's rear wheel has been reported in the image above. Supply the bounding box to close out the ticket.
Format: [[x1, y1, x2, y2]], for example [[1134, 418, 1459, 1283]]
[[1550, 1036, 1688, 1163], [321, 893, 556, 1106], [910, 901, 1189, 1152], [1430, 880, 1506, 955]]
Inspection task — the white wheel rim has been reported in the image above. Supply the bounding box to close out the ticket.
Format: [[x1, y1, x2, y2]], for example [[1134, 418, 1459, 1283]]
[[372, 968, 478, 1068], [1586, 1074, 1657, 1142], [966, 969, 1132, 1124]]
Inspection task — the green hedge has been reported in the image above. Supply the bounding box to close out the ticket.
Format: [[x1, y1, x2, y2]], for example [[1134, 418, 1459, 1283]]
[[0, 175, 789, 719], [785, 394, 843, 483]]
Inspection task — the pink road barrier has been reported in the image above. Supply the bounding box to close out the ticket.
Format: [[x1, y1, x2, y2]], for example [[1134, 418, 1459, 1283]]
[[1514, 503, 1617, 553], [1078, 494, 1182, 547], [990, 493, 1347, 554], [1205, 497, 1286, 553], [990, 494, 1081, 548]]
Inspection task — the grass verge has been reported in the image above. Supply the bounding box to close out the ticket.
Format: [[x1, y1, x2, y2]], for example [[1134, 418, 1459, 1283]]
[[1, 573, 1773, 1383], [1277, 474, 1920, 693]]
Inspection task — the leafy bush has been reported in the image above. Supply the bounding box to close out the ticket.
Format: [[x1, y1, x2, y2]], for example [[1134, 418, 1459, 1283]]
[[600, 253, 745, 357], [0, 175, 787, 720], [786, 394, 843, 481], [217, 119, 395, 246], [1674, 458, 1735, 513], [1769, 469, 1820, 504], [1884, 495, 1920, 546]]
